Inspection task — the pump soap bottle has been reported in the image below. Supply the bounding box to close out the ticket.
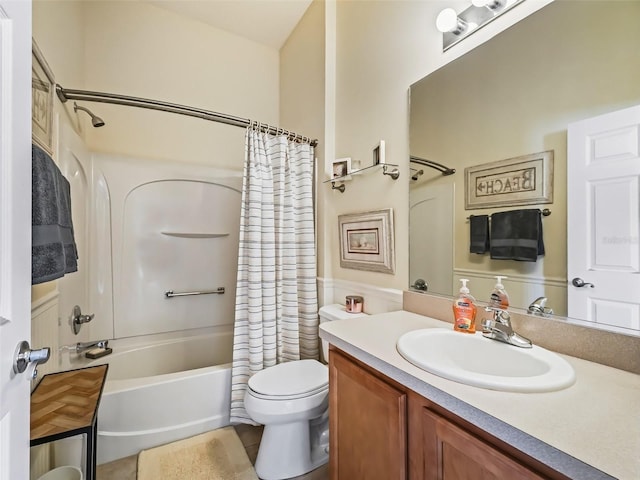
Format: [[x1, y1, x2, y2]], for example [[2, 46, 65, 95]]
[[453, 279, 477, 333], [489, 276, 510, 309]]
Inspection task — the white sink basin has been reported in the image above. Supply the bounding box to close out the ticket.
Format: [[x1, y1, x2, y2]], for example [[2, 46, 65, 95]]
[[396, 328, 575, 393]]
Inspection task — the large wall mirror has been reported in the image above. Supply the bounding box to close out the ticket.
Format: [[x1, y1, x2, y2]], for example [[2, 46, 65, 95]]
[[409, 0, 640, 335]]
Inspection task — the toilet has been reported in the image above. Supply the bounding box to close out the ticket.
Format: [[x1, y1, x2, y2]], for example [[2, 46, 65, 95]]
[[244, 303, 368, 480]]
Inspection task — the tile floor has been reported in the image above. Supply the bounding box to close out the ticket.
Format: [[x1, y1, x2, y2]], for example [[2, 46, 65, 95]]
[[95, 424, 329, 480]]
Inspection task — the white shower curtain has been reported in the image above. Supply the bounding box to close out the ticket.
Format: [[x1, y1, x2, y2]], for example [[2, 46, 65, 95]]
[[230, 127, 318, 425]]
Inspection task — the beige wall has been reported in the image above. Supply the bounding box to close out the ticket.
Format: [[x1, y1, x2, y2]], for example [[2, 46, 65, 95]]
[[316, 0, 552, 291], [82, 1, 279, 169], [280, 0, 327, 275]]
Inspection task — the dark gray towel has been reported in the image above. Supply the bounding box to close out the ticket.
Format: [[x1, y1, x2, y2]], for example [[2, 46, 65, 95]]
[[490, 209, 544, 262], [469, 215, 489, 254], [32, 144, 78, 284]]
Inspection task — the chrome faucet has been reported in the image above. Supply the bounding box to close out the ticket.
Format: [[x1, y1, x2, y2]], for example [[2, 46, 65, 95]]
[[527, 297, 554, 317], [481, 307, 532, 348], [61, 339, 109, 354]]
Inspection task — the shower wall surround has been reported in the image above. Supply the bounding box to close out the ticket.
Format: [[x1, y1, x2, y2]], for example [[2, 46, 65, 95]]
[[89, 154, 242, 341]]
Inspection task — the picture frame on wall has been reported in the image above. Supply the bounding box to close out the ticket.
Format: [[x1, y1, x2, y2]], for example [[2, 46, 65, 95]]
[[339, 208, 395, 274], [331, 157, 351, 180], [465, 150, 554, 209], [32, 40, 55, 155]]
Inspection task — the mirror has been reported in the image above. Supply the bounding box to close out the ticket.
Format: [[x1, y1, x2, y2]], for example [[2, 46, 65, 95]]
[[409, 0, 640, 334]]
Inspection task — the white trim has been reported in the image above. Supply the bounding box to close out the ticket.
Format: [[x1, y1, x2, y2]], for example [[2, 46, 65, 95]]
[[31, 289, 60, 317], [453, 268, 566, 288]]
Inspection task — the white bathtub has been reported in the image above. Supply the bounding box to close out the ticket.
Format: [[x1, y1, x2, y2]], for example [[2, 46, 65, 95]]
[[87, 327, 233, 464]]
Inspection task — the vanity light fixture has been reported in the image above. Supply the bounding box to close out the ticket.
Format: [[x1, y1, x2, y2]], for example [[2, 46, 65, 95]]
[[436, 0, 524, 51]]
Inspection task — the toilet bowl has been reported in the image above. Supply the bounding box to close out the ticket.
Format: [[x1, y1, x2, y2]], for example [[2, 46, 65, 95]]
[[244, 303, 368, 480]]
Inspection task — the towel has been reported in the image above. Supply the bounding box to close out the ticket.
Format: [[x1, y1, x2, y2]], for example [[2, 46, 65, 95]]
[[469, 215, 490, 254], [490, 209, 544, 262], [32, 144, 78, 284]]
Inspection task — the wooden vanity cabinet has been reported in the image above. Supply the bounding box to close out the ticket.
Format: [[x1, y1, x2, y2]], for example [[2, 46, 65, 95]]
[[329, 348, 408, 480], [329, 347, 570, 480], [409, 394, 548, 480]]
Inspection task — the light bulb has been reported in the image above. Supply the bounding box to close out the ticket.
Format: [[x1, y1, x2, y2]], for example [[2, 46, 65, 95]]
[[472, 0, 504, 10], [436, 8, 467, 34]]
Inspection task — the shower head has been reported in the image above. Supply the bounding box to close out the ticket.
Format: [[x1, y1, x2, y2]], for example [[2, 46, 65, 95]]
[[411, 169, 424, 181], [73, 102, 105, 128]]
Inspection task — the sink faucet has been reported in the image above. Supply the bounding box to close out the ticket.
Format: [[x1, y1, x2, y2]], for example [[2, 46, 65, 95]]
[[527, 297, 554, 317], [61, 339, 109, 354], [481, 307, 532, 348]]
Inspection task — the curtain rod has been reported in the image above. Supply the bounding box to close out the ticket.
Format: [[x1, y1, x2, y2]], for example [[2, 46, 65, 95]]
[[410, 156, 455, 176], [55, 85, 318, 147]]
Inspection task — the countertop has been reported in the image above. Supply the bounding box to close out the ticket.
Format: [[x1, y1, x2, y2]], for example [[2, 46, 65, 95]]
[[319, 310, 640, 480]]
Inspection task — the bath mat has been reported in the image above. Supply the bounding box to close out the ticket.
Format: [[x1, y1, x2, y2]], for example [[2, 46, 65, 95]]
[[137, 426, 258, 480]]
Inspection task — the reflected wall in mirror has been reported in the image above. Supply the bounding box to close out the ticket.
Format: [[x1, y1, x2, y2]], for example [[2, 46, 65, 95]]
[[409, 0, 640, 334]]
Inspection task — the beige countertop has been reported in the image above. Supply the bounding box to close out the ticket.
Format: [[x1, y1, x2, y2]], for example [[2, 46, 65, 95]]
[[320, 310, 640, 480]]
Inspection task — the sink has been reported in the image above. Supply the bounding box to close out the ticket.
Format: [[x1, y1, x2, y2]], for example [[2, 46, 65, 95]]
[[396, 328, 575, 392]]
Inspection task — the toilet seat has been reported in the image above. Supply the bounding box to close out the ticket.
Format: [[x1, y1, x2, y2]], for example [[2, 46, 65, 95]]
[[248, 359, 328, 400]]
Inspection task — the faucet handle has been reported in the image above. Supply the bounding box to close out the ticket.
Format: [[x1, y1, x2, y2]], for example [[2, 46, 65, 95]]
[[72, 305, 95, 335], [481, 318, 494, 331]]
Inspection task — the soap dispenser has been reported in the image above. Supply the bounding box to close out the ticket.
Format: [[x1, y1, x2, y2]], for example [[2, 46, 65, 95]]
[[489, 276, 510, 310], [453, 279, 477, 333]]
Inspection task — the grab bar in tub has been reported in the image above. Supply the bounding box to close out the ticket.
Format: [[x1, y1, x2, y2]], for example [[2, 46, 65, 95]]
[[164, 288, 225, 298]]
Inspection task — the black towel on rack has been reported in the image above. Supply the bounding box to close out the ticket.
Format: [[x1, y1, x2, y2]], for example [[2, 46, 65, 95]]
[[490, 209, 544, 262], [32, 144, 78, 284], [469, 215, 490, 254]]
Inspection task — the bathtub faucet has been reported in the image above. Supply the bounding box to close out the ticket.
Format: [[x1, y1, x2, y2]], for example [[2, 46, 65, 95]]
[[61, 339, 109, 354]]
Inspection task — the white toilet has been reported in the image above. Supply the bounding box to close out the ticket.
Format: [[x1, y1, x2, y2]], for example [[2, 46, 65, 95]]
[[244, 303, 368, 480]]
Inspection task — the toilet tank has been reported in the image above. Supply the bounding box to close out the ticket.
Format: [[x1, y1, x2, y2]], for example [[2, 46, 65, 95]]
[[319, 304, 369, 363]]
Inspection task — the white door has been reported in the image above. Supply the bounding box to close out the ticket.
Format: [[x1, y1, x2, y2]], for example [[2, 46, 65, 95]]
[[409, 183, 454, 296], [0, 1, 33, 479], [567, 104, 640, 333]]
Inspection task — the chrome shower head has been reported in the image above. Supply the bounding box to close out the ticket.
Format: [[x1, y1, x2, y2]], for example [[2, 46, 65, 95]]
[[73, 102, 105, 128]]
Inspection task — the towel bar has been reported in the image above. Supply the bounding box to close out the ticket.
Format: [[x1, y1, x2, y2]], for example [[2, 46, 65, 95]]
[[164, 288, 225, 298], [466, 208, 551, 222]]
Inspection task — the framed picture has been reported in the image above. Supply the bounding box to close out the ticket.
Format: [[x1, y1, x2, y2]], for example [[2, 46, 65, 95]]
[[339, 208, 395, 274], [32, 40, 55, 155], [331, 157, 351, 180], [465, 150, 554, 209]]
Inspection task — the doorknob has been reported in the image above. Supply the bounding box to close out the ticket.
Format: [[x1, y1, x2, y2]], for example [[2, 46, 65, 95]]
[[13, 340, 50, 379], [571, 277, 595, 288]]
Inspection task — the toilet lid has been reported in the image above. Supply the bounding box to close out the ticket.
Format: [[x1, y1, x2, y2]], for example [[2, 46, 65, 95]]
[[248, 359, 328, 397]]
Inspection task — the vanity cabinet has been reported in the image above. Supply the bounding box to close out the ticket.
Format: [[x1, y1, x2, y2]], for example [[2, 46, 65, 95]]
[[409, 397, 549, 480], [329, 348, 407, 480], [329, 347, 570, 480]]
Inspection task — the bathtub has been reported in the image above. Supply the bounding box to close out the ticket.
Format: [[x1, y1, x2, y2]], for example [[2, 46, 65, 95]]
[[86, 327, 234, 464]]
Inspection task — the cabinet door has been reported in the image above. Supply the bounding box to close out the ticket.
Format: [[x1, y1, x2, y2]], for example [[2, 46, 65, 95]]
[[420, 408, 545, 480], [329, 349, 407, 480]]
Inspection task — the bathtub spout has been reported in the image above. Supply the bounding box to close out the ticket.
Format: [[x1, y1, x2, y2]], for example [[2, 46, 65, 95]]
[[61, 339, 109, 354]]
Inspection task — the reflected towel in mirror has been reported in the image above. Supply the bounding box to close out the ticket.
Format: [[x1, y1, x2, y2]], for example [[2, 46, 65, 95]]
[[469, 215, 490, 254], [490, 209, 544, 262]]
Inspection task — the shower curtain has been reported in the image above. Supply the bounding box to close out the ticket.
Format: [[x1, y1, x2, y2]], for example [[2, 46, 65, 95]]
[[230, 127, 318, 425]]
